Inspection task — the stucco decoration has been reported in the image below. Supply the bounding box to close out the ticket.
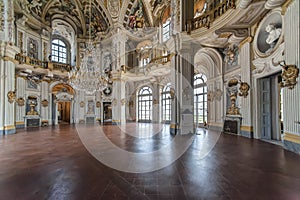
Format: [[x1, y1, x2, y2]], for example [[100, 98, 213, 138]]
[[96, 101, 101, 108], [16, 97, 25, 106], [0, 0, 4, 31], [254, 10, 283, 57], [223, 44, 239, 67], [108, 0, 120, 18], [56, 92, 74, 102], [41, 99, 49, 107], [7, 91, 16, 103], [27, 38, 38, 59]]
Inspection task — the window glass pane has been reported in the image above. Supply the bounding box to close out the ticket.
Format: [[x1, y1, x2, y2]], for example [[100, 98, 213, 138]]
[[51, 39, 67, 64], [194, 73, 207, 124]]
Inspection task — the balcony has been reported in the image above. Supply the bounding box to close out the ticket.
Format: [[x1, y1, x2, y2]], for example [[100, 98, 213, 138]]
[[189, 0, 236, 32], [15, 53, 72, 73]]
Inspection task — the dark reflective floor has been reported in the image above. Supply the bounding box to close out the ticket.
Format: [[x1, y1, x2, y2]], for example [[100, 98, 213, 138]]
[[0, 124, 300, 200]]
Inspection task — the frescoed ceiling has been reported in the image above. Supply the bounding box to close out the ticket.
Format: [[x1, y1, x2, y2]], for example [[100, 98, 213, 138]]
[[13, 0, 171, 39], [14, 0, 110, 38]]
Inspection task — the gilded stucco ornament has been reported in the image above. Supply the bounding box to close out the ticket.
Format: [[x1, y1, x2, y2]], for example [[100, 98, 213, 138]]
[[80, 101, 85, 108], [7, 91, 16, 103], [214, 89, 223, 101], [207, 90, 214, 102], [113, 98, 117, 106], [16, 97, 25, 106], [238, 82, 250, 97], [226, 79, 240, 115], [96, 101, 101, 108], [279, 63, 299, 89], [227, 93, 240, 115], [121, 99, 126, 106], [41, 99, 49, 107], [27, 100, 38, 115]]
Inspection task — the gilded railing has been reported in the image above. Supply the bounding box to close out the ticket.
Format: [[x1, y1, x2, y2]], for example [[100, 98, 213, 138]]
[[189, 0, 236, 32], [15, 53, 72, 72]]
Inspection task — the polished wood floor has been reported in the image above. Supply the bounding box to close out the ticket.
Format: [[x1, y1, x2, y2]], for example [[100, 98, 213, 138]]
[[0, 124, 300, 200]]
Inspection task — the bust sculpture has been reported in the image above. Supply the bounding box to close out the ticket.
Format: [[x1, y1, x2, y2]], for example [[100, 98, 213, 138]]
[[265, 24, 281, 52]]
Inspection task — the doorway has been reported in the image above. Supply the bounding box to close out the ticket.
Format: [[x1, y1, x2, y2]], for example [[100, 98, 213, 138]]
[[57, 101, 71, 124], [103, 102, 112, 124], [259, 73, 282, 141]]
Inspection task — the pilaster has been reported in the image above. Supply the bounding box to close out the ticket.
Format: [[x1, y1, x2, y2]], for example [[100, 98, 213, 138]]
[[0, 43, 18, 134], [40, 81, 49, 125], [112, 71, 126, 124], [239, 41, 253, 138], [15, 77, 26, 128], [282, 0, 300, 153]]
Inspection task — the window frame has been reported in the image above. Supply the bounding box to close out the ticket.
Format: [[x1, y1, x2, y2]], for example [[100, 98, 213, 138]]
[[162, 18, 171, 42], [161, 83, 172, 123], [138, 86, 153, 122], [194, 73, 207, 125], [51, 36, 70, 64]]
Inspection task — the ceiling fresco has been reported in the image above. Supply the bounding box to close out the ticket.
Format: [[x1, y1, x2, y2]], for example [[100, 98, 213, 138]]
[[14, 0, 171, 39], [14, 0, 110, 38]]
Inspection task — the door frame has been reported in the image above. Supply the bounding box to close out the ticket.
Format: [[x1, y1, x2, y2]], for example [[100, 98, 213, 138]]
[[255, 73, 281, 140]]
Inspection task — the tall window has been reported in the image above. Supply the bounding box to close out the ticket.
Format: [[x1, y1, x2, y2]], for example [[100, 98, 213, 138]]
[[194, 74, 207, 124], [51, 39, 67, 63], [138, 86, 152, 122], [162, 18, 171, 42], [162, 83, 171, 123], [142, 57, 150, 67]]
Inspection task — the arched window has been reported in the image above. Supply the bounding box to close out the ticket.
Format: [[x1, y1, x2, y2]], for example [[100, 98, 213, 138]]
[[194, 73, 207, 125], [51, 39, 67, 64], [161, 83, 171, 123], [162, 18, 171, 42], [138, 86, 152, 122]]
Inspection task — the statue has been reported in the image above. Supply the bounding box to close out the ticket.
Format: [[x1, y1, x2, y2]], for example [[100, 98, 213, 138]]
[[265, 24, 281, 53]]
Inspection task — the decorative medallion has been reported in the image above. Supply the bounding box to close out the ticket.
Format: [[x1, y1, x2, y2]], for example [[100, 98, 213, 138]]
[[103, 86, 112, 96], [254, 11, 283, 57]]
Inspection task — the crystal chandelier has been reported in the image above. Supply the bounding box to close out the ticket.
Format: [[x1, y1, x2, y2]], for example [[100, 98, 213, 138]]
[[68, 0, 109, 95]]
